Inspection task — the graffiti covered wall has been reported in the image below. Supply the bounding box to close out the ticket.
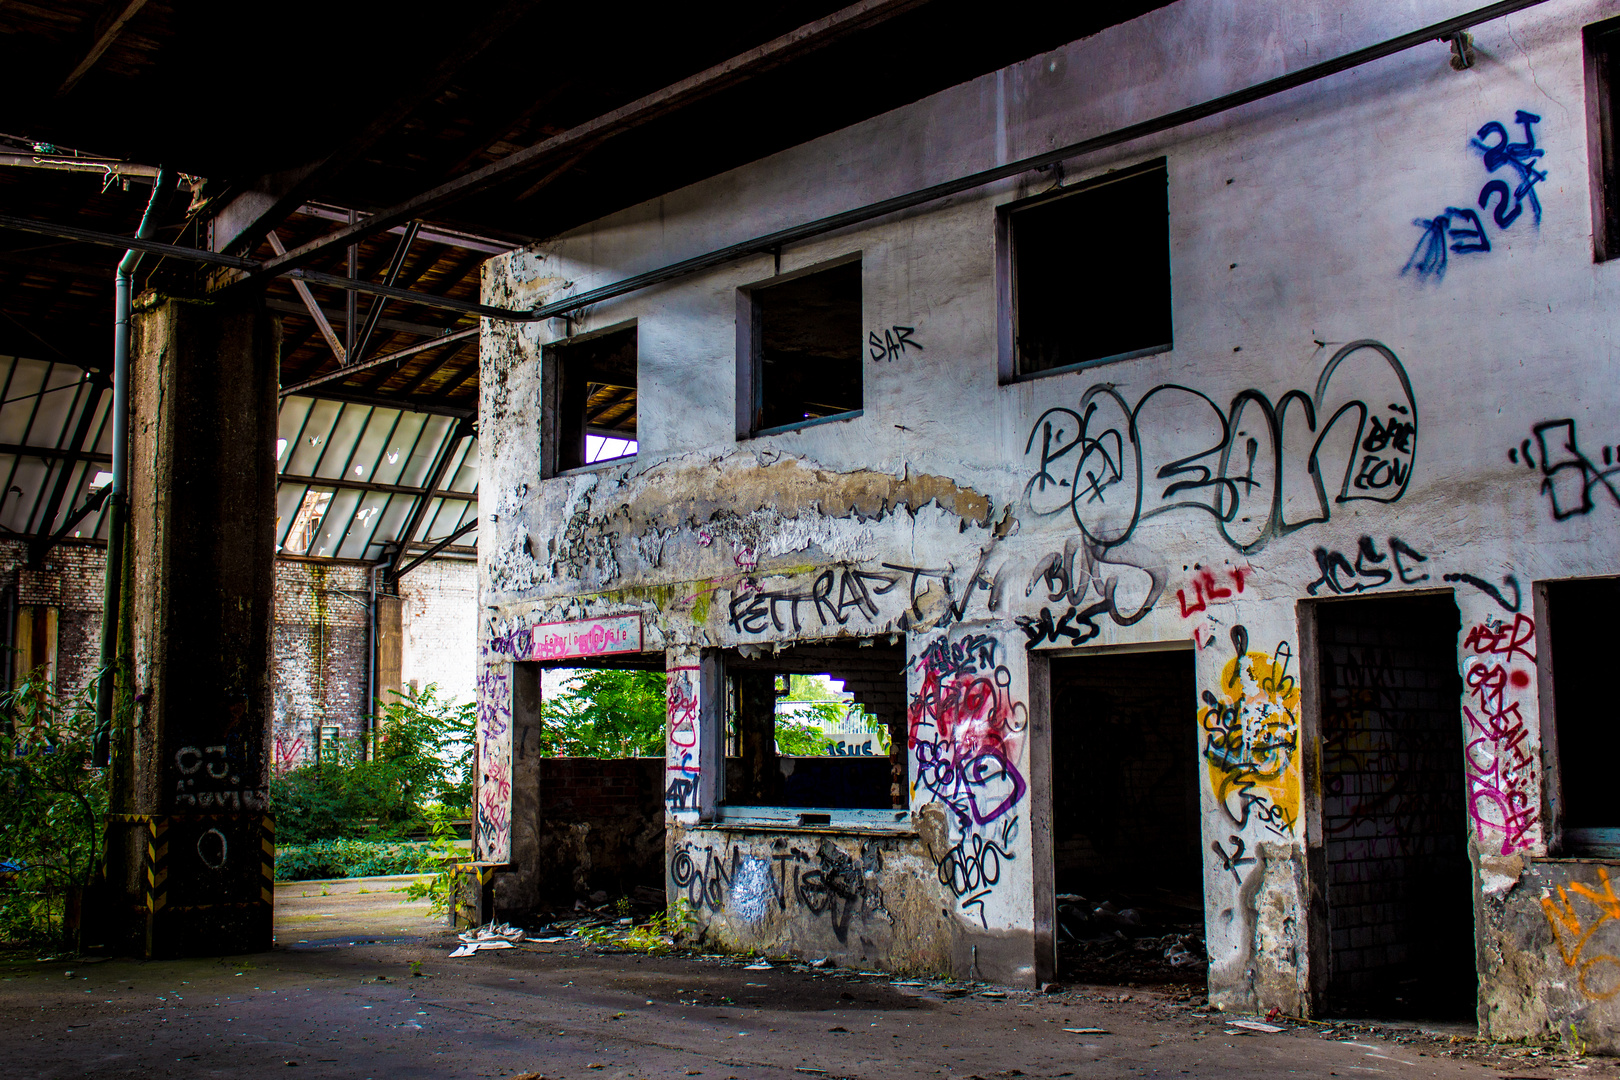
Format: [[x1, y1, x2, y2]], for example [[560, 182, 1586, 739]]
[[475, 0, 1620, 1020]]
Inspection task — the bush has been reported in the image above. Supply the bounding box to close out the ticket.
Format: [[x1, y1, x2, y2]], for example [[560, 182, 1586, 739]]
[[274, 838, 446, 882], [540, 669, 667, 757], [0, 671, 105, 945], [271, 684, 475, 844]]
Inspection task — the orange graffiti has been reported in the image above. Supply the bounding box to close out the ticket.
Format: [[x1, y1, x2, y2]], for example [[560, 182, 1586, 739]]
[[1542, 868, 1620, 1001]]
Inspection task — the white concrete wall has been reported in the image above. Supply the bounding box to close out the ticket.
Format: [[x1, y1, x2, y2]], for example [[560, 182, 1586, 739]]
[[399, 555, 478, 707], [477, 0, 1620, 1025]]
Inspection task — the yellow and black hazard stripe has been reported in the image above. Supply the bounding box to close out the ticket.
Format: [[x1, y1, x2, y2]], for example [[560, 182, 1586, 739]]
[[259, 815, 275, 905], [144, 816, 170, 915]]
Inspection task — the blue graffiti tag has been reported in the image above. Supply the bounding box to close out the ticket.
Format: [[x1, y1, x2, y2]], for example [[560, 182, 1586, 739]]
[[1403, 110, 1543, 282]]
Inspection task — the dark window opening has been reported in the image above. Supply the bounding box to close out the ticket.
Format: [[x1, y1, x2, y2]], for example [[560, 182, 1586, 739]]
[[1050, 649, 1205, 989], [1009, 161, 1172, 377], [1547, 578, 1620, 853], [1317, 593, 1473, 1020], [516, 657, 670, 910], [1586, 17, 1620, 261], [722, 642, 904, 812], [547, 324, 637, 474], [747, 260, 862, 434]]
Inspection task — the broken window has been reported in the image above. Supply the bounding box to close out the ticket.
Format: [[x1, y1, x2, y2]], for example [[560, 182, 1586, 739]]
[[13, 604, 57, 688], [720, 643, 905, 822], [544, 324, 637, 475], [1004, 160, 1172, 378], [742, 259, 862, 436], [1546, 578, 1620, 854]]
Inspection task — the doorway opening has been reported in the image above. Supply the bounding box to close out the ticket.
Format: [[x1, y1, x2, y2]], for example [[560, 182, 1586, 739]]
[[1316, 593, 1474, 1019], [1050, 647, 1204, 991]]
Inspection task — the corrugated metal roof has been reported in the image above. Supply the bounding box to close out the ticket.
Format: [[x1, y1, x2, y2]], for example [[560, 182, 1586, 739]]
[[0, 353, 476, 561]]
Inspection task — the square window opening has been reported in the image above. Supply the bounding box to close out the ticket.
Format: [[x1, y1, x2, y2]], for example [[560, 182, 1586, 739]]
[[1546, 577, 1620, 853], [743, 259, 862, 435], [545, 324, 637, 475], [537, 658, 669, 759], [720, 642, 905, 816], [1005, 161, 1172, 378]]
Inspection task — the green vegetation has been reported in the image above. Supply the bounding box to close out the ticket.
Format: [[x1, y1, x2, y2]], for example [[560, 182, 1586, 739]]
[[0, 672, 104, 945], [402, 803, 462, 914], [274, 838, 440, 882], [270, 683, 475, 844], [539, 669, 667, 757]]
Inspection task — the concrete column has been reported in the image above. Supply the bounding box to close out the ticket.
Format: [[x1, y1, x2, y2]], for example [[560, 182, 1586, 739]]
[[375, 593, 403, 705], [492, 662, 542, 917], [101, 294, 279, 959]]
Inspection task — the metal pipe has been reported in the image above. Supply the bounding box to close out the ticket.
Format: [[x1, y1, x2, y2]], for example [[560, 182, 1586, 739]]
[[95, 167, 175, 767]]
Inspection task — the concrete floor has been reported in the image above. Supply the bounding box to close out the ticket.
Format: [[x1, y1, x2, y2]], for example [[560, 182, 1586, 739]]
[[0, 878, 1614, 1080]]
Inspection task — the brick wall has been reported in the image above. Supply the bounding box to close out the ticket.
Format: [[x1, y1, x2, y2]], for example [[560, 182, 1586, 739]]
[[0, 536, 475, 777], [1049, 650, 1202, 899], [530, 757, 667, 905], [271, 559, 372, 770], [0, 538, 110, 702], [1318, 594, 1472, 1015], [398, 555, 477, 707]]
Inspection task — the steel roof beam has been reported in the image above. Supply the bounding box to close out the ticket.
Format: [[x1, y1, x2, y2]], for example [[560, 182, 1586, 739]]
[[251, 0, 931, 278]]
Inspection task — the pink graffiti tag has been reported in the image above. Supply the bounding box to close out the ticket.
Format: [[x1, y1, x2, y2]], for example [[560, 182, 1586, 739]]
[[664, 666, 702, 812], [273, 736, 306, 771], [908, 636, 1028, 827], [1461, 614, 1539, 855]]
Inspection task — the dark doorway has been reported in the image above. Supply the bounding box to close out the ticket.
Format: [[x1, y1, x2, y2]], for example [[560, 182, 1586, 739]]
[[1050, 648, 1204, 989], [1316, 593, 1473, 1019]]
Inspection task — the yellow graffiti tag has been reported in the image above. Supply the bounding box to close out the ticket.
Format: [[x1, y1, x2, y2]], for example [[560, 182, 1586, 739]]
[[1542, 868, 1620, 1001], [1201, 645, 1301, 836]]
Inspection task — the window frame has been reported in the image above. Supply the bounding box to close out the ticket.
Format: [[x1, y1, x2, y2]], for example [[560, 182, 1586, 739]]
[[1538, 575, 1620, 857], [541, 319, 639, 479], [1585, 15, 1620, 263], [707, 645, 912, 833], [996, 158, 1173, 384], [735, 252, 864, 440]]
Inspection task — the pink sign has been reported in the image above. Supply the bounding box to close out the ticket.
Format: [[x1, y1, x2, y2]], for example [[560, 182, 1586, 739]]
[[530, 614, 643, 661]]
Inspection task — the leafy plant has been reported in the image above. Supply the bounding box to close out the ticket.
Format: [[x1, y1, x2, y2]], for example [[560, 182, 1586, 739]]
[[576, 899, 696, 954], [270, 683, 475, 843], [0, 670, 106, 945], [402, 803, 461, 916], [273, 838, 444, 881], [539, 669, 667, 757]]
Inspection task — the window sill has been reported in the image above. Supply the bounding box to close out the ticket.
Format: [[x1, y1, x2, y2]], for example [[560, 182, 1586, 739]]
[[749, 409, 863, 439], [697, 806, 913, 836], [1558, 827, 1620, 858], [553, 455, 635, 479], [1004, 342, 1172, 384]]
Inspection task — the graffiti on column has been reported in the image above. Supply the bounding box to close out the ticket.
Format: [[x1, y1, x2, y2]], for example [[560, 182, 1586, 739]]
[[1200, 625, 1300, 838], [1462, 612, 1538, 855], [1542, 867, 1620, 1001], [665, 664, 701, 813], [474, 659, 512, 862], [909, 634, 1028, 926]]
